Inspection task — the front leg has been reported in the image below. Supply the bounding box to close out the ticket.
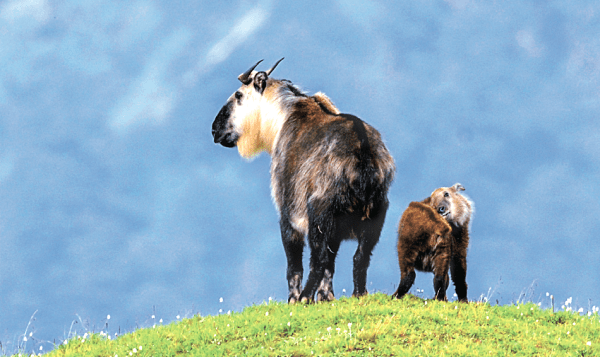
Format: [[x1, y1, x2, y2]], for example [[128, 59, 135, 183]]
[[450, 250, 468, 302], [281, 219, 305, 303]]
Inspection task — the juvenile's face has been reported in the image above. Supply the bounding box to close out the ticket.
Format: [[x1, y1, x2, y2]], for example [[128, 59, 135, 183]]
[[429, 183, 472, 227]]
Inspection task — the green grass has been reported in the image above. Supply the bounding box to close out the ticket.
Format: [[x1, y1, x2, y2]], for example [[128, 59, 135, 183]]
[[24, 293, 600, 356]]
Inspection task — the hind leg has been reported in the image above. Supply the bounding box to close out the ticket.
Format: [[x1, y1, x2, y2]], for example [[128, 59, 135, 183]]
[[280, 218, 305, 303], [352, 200, 388, 297], [299, 205, 335, 303], [316, 239, 340, 302], [393, 267, 416, 299], [433, 249, 450, 301]]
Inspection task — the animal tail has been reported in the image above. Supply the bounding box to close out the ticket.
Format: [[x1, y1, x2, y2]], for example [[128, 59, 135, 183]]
[[341, 114, 380, 219]]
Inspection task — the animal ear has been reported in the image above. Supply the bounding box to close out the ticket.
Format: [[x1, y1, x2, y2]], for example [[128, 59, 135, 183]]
[[452, 183, 465, 192], [253, 72, 268, 94]]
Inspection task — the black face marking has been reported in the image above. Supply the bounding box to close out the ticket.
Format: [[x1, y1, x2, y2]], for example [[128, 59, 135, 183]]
[[235, 91, 243, 104], [211, 101, 238, 148]]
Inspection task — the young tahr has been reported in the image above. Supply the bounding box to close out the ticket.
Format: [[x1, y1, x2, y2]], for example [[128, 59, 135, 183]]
[[392, 183, 473, 302]]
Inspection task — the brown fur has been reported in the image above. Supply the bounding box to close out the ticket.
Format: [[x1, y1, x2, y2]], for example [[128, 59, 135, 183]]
[[392, 183, 473, 302]]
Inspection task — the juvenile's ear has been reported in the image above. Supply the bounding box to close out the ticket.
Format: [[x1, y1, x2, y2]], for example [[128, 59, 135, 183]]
[[253, 72, 268, 94], [452, 183, 465, 192]]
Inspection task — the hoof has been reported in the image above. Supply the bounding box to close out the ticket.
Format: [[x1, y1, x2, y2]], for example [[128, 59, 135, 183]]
[[300, 296, 312, 304], [352, 290, 368, 298], [316, 291, 335, 302]]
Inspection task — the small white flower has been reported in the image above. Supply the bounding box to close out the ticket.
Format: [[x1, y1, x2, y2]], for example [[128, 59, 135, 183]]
[[348, 322, 352, 328], [486, 316, 489, 320], [219, 297, 223, 303], [327, 327, 331, 332], [159, 319, 163, 323], [290, 312, 293, 316], [455, 306, 458, 310], [176, 315, 180, 319], [139, 346, 142, 351], [219, 309, 222, 313], [227, 310, 231, 315], [39, 346, 43, 351], [342, 289, 346, 293], [265, 311, 269, 316], [151, 315, 155, 319], [269, 297, 272, 302], [573, 322, 576, 326], [546, 292, 549, 297], [23, 337, 27, 342], [132, 348, 137, 353], [567, 331, 570, 335], [30, 332, 33, 337], [107, 315, 111, 320], [578, 308, 584, 313], [588, 341, 592, 346], [287, 322, 291, 326]]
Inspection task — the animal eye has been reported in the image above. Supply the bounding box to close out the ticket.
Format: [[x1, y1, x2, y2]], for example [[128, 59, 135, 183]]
[[438, 206, 445, 213], [444, 192, 450, 197], [235, 91, 243, 100]]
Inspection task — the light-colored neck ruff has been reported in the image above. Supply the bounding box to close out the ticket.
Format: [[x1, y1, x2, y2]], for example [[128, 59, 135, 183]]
[[236, 82, 300, 159]]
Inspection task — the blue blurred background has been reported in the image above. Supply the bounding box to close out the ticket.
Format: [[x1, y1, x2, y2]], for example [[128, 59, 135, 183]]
[[1, 0, 599, 353]]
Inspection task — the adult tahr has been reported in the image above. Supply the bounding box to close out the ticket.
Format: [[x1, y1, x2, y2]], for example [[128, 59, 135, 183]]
[[211, 59, 395, 302]]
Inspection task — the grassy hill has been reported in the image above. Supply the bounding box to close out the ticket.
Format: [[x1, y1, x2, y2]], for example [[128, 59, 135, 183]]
[[25, 293, 600, 356]]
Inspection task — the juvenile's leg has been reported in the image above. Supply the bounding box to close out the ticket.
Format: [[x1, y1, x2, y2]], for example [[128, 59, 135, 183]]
[[433, 249, 450, 301], [393, 268, 416, 299], [450, 251, 468, 302]]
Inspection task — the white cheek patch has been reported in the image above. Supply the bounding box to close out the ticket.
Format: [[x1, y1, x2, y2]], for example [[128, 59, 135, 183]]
[[230, 89, 261, 132]]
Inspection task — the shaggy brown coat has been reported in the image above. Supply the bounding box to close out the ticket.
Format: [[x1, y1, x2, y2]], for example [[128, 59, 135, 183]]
[[212, 59, 395, 302], [392, 183, 472, 302]]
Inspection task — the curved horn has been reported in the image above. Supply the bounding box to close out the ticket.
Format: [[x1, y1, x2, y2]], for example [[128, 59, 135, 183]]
[[265, 57, 284, 76], [238, 59, 264, 84]]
